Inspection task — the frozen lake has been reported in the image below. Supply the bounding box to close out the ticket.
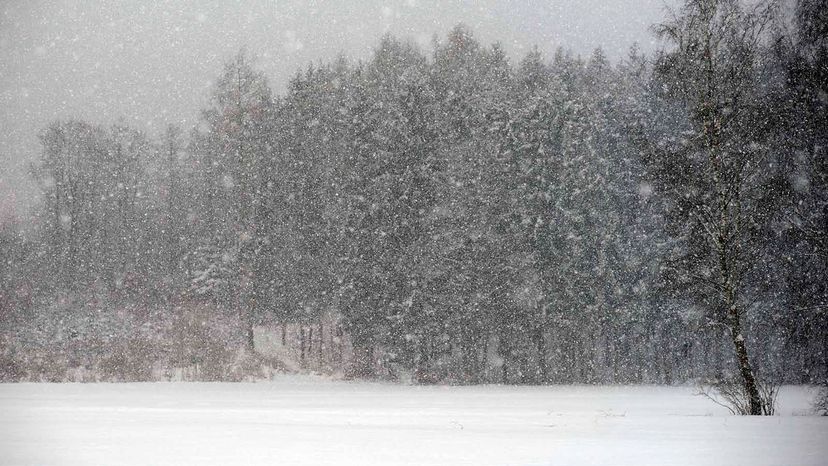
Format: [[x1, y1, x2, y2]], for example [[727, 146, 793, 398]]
[[1, 378, 825, 466]]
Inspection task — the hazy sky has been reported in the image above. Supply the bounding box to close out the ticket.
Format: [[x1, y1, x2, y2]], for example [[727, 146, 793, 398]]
[[0, 0, 675, 218]]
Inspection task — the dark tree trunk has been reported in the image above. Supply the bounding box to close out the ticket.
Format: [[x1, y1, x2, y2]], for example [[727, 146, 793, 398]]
[[415, 339, 433, 384], [241, 298, 254, 352], [300, 326, 306, 362], [246, 323, 255, 352], [499, 335, 510, 383], [318, 322, 324, 361], [728, 305, 763, 415], [533, 326, 548, 384]]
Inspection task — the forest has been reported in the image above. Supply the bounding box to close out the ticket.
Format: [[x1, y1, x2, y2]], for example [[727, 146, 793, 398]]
[[0, 0, 825, 411]]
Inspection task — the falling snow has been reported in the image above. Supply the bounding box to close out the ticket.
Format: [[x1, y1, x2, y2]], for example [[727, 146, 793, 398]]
[[1, 0, 827, 464]]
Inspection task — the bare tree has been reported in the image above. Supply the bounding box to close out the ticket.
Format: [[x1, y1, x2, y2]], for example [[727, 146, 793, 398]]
[[649, 0, 778, 415]]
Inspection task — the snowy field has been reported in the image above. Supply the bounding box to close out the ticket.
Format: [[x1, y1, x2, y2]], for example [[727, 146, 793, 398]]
[[0, 379, 825, 466]]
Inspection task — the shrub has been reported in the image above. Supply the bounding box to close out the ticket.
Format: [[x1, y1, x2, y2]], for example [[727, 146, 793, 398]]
[[98, 337, 158, 382], [0, 350, 23, 382], [697, 375, 779, 415], [814, 382, 828, 416]]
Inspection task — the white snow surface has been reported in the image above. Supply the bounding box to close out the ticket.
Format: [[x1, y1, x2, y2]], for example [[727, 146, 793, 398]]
[[1, 378, 825, 466]]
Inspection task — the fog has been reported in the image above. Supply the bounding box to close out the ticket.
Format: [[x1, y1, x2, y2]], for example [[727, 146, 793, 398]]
[[0, 0, 672, 219]]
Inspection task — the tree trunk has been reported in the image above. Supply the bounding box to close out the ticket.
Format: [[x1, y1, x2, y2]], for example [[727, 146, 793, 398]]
[[533, 326, 548, 384], [240, 297, 254, 352], [481, 336, 489, 382], [719, 199, 762, 414], [318, 322, 324, 361], [499, 334, 509, 383], [460, 335, 480, 384], [246, 322, 255, 352], [300, 326, 306, 362], [728, 305, 763, 415], [337, 328, 344, 365], [240, 272, 255, 352], [415, 338, 433, 384]]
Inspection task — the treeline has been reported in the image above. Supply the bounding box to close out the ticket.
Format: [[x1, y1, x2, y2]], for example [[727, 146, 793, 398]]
[[1, 0, 825, 385]]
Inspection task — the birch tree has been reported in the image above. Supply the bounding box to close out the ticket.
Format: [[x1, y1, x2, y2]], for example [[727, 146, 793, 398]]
[[649, 0, 778, 415]]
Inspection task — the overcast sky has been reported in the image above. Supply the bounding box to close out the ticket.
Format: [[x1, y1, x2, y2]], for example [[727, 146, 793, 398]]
[[0, 0, 676, 219]]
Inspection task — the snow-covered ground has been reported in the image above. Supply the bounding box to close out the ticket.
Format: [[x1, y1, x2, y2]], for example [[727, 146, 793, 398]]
[[1, 378, 825, 466]]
